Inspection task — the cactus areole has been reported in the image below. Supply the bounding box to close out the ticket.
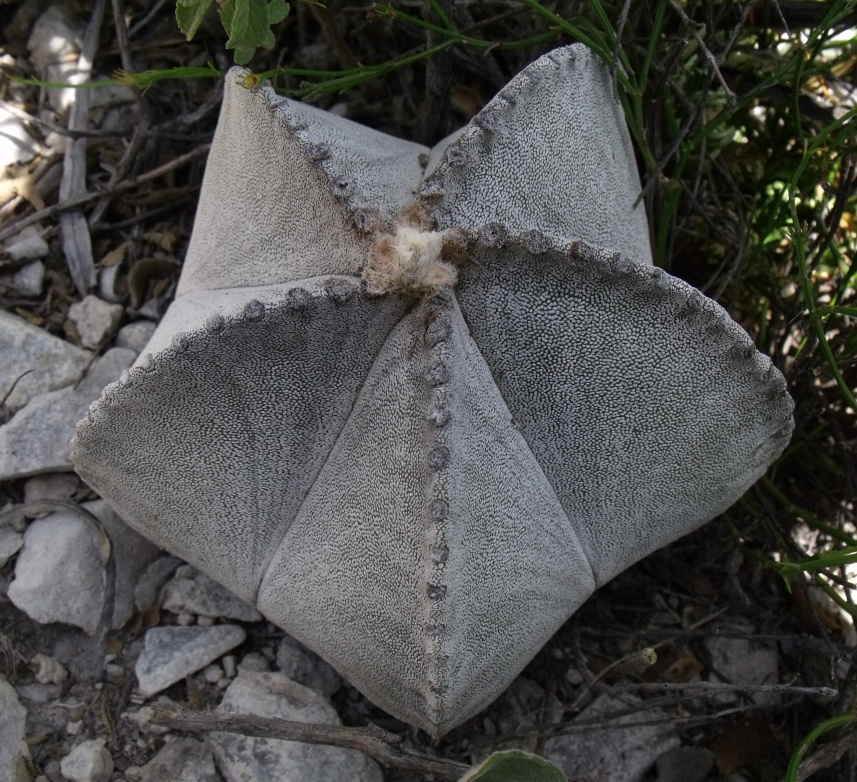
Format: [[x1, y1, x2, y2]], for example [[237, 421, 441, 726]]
[[71, 45, 794, 736]]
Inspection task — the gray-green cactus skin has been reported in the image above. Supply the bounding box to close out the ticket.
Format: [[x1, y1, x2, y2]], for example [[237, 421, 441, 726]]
[[71, 45, 794, 736]]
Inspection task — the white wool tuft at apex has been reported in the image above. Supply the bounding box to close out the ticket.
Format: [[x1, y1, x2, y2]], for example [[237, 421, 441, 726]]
[[363, 225, 458, 295]]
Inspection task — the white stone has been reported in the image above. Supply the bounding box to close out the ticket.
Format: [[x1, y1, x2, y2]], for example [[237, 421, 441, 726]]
[[237, 652, 269, 673], [0, 108, 40, 167], [7, 510, 106, 634], [133, 555, 182, 612], [163, 565, 262, 623], [67, 295, 124, 350], [0, 676, 33, 782], [5, 234, 49, 262], [60, 739, 113, 782], [115, 320, 156, 353], [31, 654, 68, 685], [202, 664, 222, 683], [0, 261, 46, 296], [7, 498, 160, 634], [222, 655, 237, 678], [23, 473, 81, 505], [135, 625, 246, 698], [135, 737, 218, 782], [0, 310, 90, 412], [544, 693, 679, 782], [0, 525, 23, 567], [0, 347, 135, 479], [705, 631, 780, 706], [210, 670, 382, 782]]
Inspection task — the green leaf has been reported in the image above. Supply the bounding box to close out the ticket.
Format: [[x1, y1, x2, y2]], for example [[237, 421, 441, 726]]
[[221, 0, 290, 65], [459, 751, 568, 782], [176, 0, 215, 41]]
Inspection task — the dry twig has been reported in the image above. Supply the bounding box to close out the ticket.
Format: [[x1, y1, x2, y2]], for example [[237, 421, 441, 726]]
[[795, 726, 857, 782], [0, 144, 210, 244], [151, 705, 471, 781]]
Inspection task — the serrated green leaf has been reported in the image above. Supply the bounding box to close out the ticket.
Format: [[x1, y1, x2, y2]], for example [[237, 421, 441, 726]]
[[459, 750, 568, 782], [221, 0, 290, 64], [176, 0, 215, 41]]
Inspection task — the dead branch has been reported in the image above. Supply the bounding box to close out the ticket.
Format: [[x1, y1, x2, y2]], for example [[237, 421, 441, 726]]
[[617, 681, 838, 698], [150, 704, 471, 781]]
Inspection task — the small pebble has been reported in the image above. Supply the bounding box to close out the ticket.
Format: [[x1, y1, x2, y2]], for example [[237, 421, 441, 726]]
[[115, 320, 156, 352], [60, 738, 114, 782], [237, 652, 269, 673], [32, 653, 68, 685], [222, 654, 237, 678], [0, 260, 45, 296], [6, 234, 49, 262], [67, 295, 124, 349], [202, 664, 221, 683], [30, 654, 68, 684]]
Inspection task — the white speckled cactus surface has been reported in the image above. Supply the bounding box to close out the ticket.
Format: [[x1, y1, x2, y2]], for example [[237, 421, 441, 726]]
[[71, 44, 794, 735]]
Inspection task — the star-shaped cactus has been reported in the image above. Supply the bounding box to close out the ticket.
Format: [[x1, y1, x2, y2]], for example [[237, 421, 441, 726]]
[[71, 44, 794, 736]]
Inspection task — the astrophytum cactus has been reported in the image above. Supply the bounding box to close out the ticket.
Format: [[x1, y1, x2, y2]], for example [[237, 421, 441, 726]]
[[71, 44, 794, 736]]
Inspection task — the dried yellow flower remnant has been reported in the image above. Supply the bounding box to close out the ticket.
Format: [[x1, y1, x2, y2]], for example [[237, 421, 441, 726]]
[[363, 226, 458, 295]]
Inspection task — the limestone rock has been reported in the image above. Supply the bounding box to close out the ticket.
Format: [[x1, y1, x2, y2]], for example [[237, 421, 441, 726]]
[[0, 261, 45, 296], [136, 625, 246, 698], [0, 310, 90, 413], [67, 295, 124, 349], [7, 510, 107, 634], [60, 739, 113, 782], [0, 347, 135, 479], [0, 676, 33, 782], [7, 499, 159, 633], [544, 693, 679, 782], [134, 737, 220, 782], [134, 555, 183, 613], [0, 525, 23, 567], [31, 654, 69, 685], [5, 234, 49, 262], [116, 320, 157, 353], [210, 670, 382, 782], [706, 631, 780, 706], [23, 473, 81, 505], [163, 565, 262, 623]]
